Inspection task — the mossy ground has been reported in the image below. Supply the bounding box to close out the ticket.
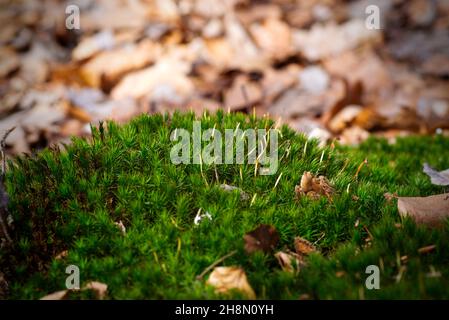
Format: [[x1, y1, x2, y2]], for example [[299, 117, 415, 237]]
[[2, 111, 449, 299]]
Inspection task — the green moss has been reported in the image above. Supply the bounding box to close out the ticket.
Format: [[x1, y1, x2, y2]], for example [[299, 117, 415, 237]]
[[2, 111, 449, 299]]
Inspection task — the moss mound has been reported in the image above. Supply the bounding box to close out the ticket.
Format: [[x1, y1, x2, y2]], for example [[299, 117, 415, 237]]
[[2, 111, 449, 299]]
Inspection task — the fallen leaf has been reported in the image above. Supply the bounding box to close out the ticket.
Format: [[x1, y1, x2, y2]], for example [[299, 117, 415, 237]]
[[55, 250, 68, 260], [80, 40, 159, 89], [243, 224, 279, 254], [261, 65, 298, 104], [298, 66, 330, 95], [224, 12, 261, 68], [294, 236, 316, 255], [83, 281, 108, 299], [40, 280, 108, 300], [111, 56, 193, 103], [423, 163, 449, 186], [293, 19, 380, 61], [275, 251, 304, 274], [249, 18, 293, 60], [328, 105, 363, 133], [295, 172, 334, 200], [203, 18, 224, 39], [67, 88, 139, 123], [397, 193, 449, 227], [0, 47, 20, 78], [338, 126, 370, 146], [40, 290, 69, 300], [80, 0, 149, 31], [224, 75, 262, 111], [207, 266, 256, 299], [72, 30, 115, 61]]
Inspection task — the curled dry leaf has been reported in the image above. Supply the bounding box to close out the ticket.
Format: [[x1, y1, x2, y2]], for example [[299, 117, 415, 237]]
[[295, 171, 334, 200], [243, 224, 280, 254], [40, 281, 108, 300], [114, 220, 126, 235], [83, 281, 108, 300], [275, 251, 304, 274], [423, 163, 449, 186], [207, 266, 256, 299], [294, 236, 317, 256], [40, 290, 69, 300], [397, 193, 449, 227], [55, 250, 68, 260]]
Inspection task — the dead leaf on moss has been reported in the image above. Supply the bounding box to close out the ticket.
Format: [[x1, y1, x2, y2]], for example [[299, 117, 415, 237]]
[[244, 224, 279, 254], [40, 290, 69, 300], [295, 171, 334, 200], [294, 236, 316, 255], [40, 281, 108, 300], [397, 193, 449, 227], [423, 163, 449, 186], [207, 266, 256, 299], [275, 251, 304, 274], [55, 250, 68, 260], [83, 281, 108, 299]]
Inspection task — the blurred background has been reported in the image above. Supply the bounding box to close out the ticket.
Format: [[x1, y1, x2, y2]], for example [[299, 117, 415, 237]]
[[0, 0, 448, 154]]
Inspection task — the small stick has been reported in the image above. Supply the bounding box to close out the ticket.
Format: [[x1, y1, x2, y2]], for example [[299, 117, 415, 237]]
[[196, 250, 238, 281]]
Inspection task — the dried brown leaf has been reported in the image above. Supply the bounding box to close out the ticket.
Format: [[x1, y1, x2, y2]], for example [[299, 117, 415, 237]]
[[40, 290, 69, 300], [55, 250, 68, 260], [275, 251, 304, 274], [397, 193, 449, 227], [295, 172, 334, 200], [294, 237, 316, 256], [243, 224, 279, 254], [207, 266, 256, 299], [83, 281, 108, 299]]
